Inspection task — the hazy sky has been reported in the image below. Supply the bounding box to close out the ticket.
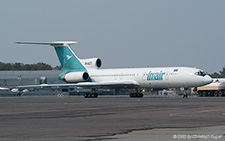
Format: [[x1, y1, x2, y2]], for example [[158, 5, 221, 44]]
[[0, 0, 225, 73]]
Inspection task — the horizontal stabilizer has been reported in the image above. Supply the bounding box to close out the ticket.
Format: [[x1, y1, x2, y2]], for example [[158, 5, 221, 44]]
[[15, 41, 77, 46]]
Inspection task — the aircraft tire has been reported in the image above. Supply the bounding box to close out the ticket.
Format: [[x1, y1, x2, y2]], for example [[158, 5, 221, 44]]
[[130, 93, 143, 98], [93, 93, 98, 98], [202, 92, 206, 97], [214, 91, 218, 97], [129, 93, 134, 98], [219, 91, 223, 97], [84, 93, 98, 98], [139, 93, 144, 98], [198, 91, 202, 97]]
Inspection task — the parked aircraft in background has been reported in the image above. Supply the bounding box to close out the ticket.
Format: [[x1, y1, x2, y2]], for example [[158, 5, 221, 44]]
[[14, 41, 212, 98], [0, 87, 9, 91]]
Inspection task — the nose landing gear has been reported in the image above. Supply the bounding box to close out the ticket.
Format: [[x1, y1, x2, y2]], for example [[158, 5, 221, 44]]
[[183, 88, 188, 98]]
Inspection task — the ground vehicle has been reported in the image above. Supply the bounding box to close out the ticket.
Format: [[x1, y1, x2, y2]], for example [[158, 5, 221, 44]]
[[193, 78, 225, 97]]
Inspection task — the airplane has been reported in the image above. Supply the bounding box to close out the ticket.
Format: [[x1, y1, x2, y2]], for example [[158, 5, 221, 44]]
[[0, 87, 9, 91], [14, 41, 213, 98]]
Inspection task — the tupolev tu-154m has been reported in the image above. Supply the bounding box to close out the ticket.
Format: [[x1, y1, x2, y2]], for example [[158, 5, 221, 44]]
[[12, 41, 212, 98]]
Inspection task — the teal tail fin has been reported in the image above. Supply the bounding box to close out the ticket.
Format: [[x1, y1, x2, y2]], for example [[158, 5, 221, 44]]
[[54, 45, 87, 79], [15, 41, 88, 80]]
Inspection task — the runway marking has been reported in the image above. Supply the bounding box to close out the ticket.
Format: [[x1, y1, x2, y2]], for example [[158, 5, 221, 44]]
[[196, 110, 219, 113], [170, 110, 220, 116]]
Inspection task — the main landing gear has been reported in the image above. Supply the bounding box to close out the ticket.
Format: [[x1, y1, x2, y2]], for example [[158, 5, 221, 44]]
[[129, 89, 144, 98], [84, 88, 98, 98], [84, 88, 144, 98]]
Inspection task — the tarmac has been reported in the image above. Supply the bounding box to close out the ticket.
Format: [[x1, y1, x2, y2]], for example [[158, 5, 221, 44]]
[[0, 95, 224, 141]]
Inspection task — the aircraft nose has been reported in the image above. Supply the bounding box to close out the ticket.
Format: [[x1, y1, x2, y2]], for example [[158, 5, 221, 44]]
[[204, 75, 213, 85]]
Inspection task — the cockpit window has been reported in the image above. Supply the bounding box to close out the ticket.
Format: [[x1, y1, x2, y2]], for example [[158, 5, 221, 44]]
[[195, 70, 206, 77]]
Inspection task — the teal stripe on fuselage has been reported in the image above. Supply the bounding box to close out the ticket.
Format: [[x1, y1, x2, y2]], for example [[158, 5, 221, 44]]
[[54, 46, 88, 80]]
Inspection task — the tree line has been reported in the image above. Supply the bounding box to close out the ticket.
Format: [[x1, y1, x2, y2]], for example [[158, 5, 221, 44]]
[[210, 67, 225, 78], [0, 62, 61, 71]]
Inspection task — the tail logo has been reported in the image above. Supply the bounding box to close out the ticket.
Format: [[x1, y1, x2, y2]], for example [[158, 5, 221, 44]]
[[66, 55, 73, 60]]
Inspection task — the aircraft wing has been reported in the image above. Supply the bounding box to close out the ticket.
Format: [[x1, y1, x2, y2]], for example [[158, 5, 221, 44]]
[[74, 80, 140, 89], [15, 80, 140, 89]]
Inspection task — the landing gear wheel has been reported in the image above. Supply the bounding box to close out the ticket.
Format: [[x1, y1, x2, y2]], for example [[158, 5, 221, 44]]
[[84, 93, 98, 98], [219, 91, 223, 97], [214, 91, 218, 97], [129, 93, 134, 97], [129, 93, 143, 98], [202, 92, 206, 97], [198, 91, 202, 97], [17, 93, 21, 96]]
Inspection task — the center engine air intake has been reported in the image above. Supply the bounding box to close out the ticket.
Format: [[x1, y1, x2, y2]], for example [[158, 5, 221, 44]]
[[64, 72, 89, 83], [80, 58, 102, 69]]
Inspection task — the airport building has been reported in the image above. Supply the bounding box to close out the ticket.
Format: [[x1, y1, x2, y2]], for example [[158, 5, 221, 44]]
[[0, 70, 116, 96], [0, 70, 64, 87]]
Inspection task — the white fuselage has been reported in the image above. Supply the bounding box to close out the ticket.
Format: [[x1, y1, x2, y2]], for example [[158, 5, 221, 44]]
[[87, 67, 212, 88], [15, 41, 213, 90]]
